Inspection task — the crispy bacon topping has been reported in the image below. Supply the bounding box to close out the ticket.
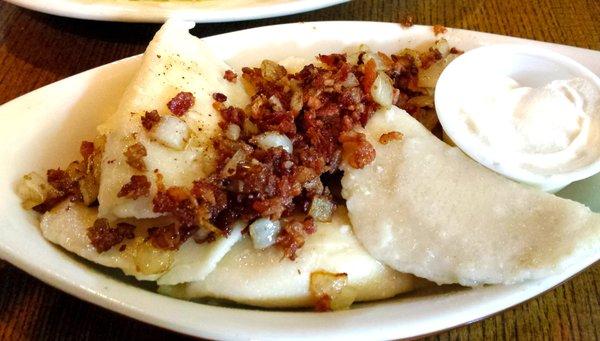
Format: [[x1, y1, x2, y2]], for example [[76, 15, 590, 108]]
[[34, 41, 456, 258], [362, 59, 378, 93], [124, 143, 147, 171], [167, 91, 195, 116], [223, 70, 237, 83], [379, 131, 403, 144], [420, 48, 443, 69], [212, 92, 227, 103], [400, 15, 414, 28], [450, 47, 464, 55], [151, 186, 199, 250], [148, 223, 191, 250], [433, 24, 447, 36], [339, 131, 376, 169], [141, 110, 161, 131], [314, 294, 332, 312], [276, 217, 316, 260], [34, 138, 105, 213], [80, 141, 95, 161], [87, 218, 135, 253], [117, 175, 151, 199]]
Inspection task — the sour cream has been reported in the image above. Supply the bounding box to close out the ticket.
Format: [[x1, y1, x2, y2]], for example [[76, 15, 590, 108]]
[[458, 76, 600, 175]]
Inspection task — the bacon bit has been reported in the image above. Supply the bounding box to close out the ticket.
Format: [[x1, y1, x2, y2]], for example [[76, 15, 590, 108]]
[[124, 143, 147, 171], [276, 217, 315, 260], [212, 92, 227, 103], [379, 131, 404, 144], [339, 131, 376, 169], [30, 168, 84, 213], [420, 48, 443, 69], [314, 294, 332, 312], [119, 244, 126, 252], [361, 58, 377, 93], [318, 53, 346, 68], [153, 186, 189, 213], [223, 70, 237, 83], [117, 175, 151, 199], [141, 110, 161, 131], [87, 218, 135, 253], [216, 106, 246, 131], [151, 186, 201, 250], [400, 15, 414, 28], [154, 170, 165, 194], [47, 169, 80, 196], [450, 47, 464, 55], [148, 223, 189, 250], [433, 24, 447, 36], [377, 52, 394, 69], [80, 141, 95, 162], [167, 91, 195, 116]]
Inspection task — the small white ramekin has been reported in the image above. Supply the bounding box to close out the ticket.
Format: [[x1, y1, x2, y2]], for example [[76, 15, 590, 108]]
[[435, 44, 600, 192]]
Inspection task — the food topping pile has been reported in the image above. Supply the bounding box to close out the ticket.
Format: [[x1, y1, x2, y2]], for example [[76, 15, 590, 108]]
[[23, 41, 458, 259]]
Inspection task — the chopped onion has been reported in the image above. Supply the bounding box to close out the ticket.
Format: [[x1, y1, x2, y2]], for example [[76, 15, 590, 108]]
[[150, 115, 190, 150], [434, 38, 450, 57], [253, 131, 293, 154], [371, 72, 394, 108], [342, 72, 359, 88], [221, 149, 247, 177], [308, 196, 334, 222], [225, 124, 241, 141], [269, 95, 284, 112], [16, 172, 53, 209], [290, 89, 304, 114], [249, 218, 281, 249], [418, 54, 458, 88], [396, 48, 422, 68], [310, 271, 357, 311], [407, 95, 434, 108], [261, 60, 287, 81], [362, 52, 386, 71], [132, 239, 174, 275], [243, 118, 259, 135]]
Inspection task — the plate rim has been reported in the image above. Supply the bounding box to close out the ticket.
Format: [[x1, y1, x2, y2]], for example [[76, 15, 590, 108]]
[[0, 21, 599, 340], [3, 0, 350, 23]]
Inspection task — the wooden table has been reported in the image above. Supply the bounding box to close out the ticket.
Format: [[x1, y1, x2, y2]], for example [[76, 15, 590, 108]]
[[1, 0, 599, 339]]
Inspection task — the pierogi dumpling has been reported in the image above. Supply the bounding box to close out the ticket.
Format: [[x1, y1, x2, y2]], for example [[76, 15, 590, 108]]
[[98, 20, 249, 221], [342, 106, 600, 286], [41, 201, 242, 283], [159, 208, 419, 308]]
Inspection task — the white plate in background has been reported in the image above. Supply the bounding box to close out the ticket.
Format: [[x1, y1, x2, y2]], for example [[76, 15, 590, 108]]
[[3, 0, 349, 23], [0, 22, 598, 340]]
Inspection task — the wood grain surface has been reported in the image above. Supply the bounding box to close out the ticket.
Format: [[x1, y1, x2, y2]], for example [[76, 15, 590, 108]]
[[1, 0, 599, 339]]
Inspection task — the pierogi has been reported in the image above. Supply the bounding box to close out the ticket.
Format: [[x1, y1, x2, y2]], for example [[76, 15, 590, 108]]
[[160, 208, 419, 307], [342, 106, 600, 286]]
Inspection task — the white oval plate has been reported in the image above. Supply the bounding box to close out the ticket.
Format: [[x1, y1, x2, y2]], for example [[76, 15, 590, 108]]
[[4, 0, 349, 23], [0, 22, 599, 340]]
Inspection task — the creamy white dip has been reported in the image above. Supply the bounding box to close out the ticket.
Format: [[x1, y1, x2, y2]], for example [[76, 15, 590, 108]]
[[459, 76, 600, 175]]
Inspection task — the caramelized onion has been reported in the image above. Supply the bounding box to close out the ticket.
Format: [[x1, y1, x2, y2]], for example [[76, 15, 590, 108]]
[[132, 239, 174, 275], [310, 271, 357, 311], [371, 72, 394, 108], [17, 172, 54, 209]]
